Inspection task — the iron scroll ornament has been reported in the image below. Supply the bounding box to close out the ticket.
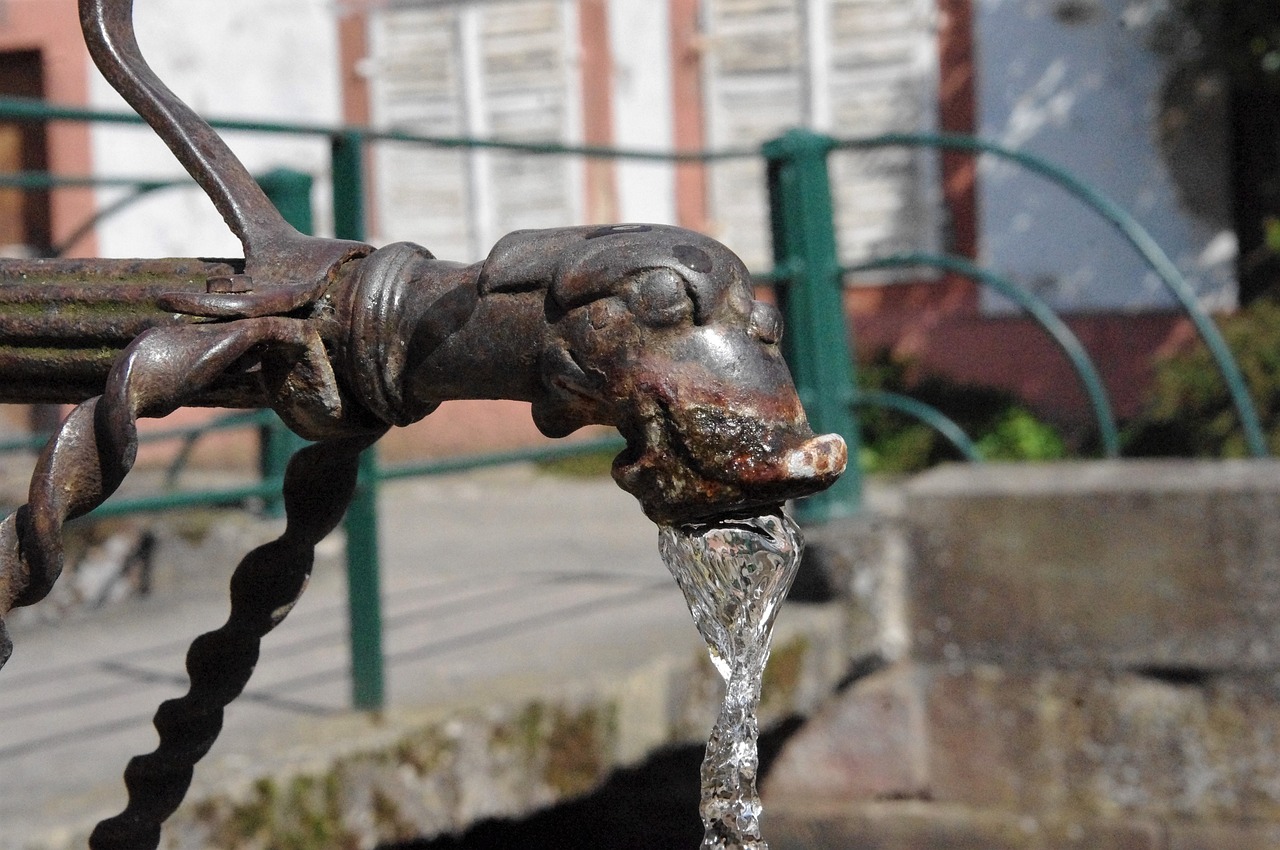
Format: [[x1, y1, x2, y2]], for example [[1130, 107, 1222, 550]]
[[0, 1, 847, 846]]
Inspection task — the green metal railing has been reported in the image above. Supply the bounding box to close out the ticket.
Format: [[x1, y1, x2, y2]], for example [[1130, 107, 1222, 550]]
[[837, 131, 1267, 458], [763, 130, 863, 523], [0, 408, 282, 508], [764, 126, 1268, 521], [0, 97, 1266, 708], [846, 252, 1121, 457], [0, 171, 190, 257], [327, 129, 387, 710]]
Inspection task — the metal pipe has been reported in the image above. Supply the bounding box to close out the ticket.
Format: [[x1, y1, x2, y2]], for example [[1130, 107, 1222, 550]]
[[0, 257, 258, 405]]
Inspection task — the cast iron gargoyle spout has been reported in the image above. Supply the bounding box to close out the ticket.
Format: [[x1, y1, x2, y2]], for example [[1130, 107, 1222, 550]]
[[342, 223, 847, 525], [0, 0, 846, 846]]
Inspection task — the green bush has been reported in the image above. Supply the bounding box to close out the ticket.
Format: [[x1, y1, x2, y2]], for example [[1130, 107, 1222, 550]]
[[857, 352, 1066, 473], [975, 408, 1068, 461], [1126, 300, 1280, 457]]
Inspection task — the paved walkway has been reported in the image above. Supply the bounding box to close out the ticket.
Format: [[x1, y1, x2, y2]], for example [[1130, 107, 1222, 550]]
[[0, 465, 707, 847]]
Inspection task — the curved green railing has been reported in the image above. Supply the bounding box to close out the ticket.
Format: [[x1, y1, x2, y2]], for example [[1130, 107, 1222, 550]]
[[766, 126, 1266, 519], [0, 171, 189, 256], [0, 96, 757, 163], [0, 99, 1244, 463], [857, 389, 982, 462], [834, 132, 1267, 458], [845, 252, 1121, 457]]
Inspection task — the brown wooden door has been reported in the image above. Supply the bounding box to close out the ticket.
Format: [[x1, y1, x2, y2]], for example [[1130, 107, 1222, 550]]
[[0, 50, 50, 256]]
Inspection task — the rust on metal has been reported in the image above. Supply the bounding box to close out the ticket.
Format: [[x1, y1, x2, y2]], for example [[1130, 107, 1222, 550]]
[[0, 0, 847, 847], [0, 257, 255, 405], [334, 224, 846, 524], [205, 273, 253, 294]]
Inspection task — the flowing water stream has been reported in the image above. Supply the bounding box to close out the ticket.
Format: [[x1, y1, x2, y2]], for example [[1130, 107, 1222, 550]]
[[658, 509, 803, 850]]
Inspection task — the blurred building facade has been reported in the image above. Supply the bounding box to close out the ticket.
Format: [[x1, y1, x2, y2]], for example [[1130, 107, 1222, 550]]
[[0, 0, 1241, 426], [355, 0, 943, 275]]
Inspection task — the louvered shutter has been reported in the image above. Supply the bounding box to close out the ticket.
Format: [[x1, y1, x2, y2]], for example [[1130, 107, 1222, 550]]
[[368, 1, 581, 261], [703, 0, 941, 273]]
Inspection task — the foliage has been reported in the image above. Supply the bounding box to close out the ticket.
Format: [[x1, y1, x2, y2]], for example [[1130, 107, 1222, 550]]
[[858, 353, 1067, 473], [975, 408, 1068, 462], [1151, 2, 1280, 303], [1126, 300, 1280, 457], [1267, 217, 1280, 254], [1155, 1, 1280, 90]]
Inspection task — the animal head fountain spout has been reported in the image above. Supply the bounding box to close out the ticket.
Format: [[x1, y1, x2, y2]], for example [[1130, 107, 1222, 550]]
[[0, 3, 849, 846], [73, 0, 846, 530], [473, 224, 849, 525], [339, 223, 847, 525]]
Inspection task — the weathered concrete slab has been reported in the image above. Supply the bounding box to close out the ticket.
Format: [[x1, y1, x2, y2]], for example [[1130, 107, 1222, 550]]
[[766, 660, 1280, 843], [765, 800, 1166, 850], [769, 460, 1280, 848], [905, 459, 1280, 670]]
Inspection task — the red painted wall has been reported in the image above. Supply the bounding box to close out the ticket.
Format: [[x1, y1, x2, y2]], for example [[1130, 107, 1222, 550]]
[[0, 0, 96, 256]]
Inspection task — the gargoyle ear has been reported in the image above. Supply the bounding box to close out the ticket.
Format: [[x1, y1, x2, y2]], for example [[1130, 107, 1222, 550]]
[[549, 224, 660, 310], [477, 226, 596, 295]]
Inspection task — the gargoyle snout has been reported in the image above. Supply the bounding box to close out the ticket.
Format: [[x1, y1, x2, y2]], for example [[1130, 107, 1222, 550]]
[[610, 393, 849, 525], [780, 431, 848, 486]]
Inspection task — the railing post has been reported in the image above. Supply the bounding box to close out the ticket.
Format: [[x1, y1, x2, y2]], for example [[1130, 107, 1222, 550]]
[[332, 131, 386, 711], [256, 169, 314, 517], [763, 128, 862, 521]]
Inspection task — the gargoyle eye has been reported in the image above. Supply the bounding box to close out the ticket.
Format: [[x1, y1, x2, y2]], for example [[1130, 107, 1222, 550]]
[[624, 268, 693, 328]]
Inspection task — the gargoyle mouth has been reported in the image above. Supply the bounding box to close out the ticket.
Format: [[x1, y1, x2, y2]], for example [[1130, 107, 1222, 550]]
[[610, 404, 847, 526]]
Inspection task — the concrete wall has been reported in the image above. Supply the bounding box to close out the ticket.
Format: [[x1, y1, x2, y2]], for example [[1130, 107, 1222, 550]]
[[765, 460, 1280, 849]]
